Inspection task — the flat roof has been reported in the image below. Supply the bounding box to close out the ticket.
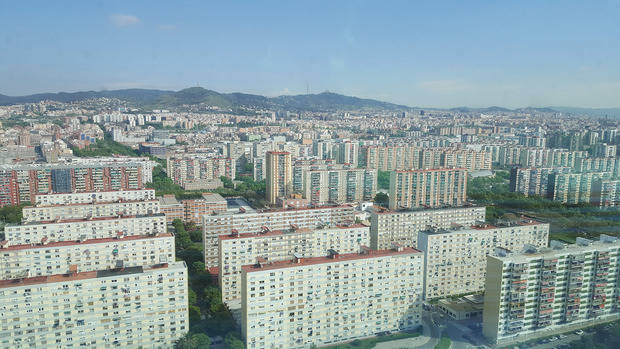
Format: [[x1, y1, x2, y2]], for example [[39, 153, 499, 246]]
[[34, 189, 153, 197], [219, 224, 368, 241], [242, 247, 421, 273], [372, 204, 482, 215], [26, 198, 159, 209], [7, 212, 165, 227], [422, 219, 546, 235], [0, 262, 181, 289], [0, 233, 173, 251]]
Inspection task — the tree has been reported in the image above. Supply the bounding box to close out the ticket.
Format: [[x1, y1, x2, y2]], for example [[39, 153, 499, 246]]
[[374, 192, 389, 206], [224, 332, 245, 349], [175, 333, 211, 349], [377, 170, 390, 190]]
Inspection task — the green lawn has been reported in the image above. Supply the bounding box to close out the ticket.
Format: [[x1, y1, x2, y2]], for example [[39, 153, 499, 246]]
[[434, 336, 451, 349], [322, 331, 420, 349]]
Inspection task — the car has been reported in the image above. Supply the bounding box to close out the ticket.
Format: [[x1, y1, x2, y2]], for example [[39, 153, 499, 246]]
[[575, 330, 584, 335], [559, 334, 567, 339], [550, 336, 558, 341]]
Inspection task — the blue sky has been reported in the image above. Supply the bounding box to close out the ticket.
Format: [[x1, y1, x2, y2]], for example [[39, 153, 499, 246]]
[[1, 1, 619, 108]]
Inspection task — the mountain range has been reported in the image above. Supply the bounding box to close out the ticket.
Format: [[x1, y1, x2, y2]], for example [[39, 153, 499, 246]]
[[0, 87, 619, 117]]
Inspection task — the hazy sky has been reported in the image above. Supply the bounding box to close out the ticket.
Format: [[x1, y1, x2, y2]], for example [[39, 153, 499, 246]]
[[1, 1, 619, 108]]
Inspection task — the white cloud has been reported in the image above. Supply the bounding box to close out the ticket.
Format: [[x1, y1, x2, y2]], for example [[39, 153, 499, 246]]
[[158, 24, 177, 31], [109, 14, 140, 27]]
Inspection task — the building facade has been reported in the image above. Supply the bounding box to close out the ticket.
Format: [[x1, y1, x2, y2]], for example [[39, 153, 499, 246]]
[[241, 248, 424, 349], [483, 236, 620, 344], [202, 205, 356, 268], [417, 220, 549, 299], [370, 206, 486, 249], [0, 261, 188, 348], [389, 168, 468, 210], [265, 151, 292, 205], [219, 225, 370, 309]]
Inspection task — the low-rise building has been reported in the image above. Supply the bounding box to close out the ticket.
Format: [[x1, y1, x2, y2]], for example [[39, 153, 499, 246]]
[[159, 195, 185, 223]]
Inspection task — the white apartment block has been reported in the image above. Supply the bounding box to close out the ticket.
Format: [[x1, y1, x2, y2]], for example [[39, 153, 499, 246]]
[[0, 261, 188, 349], [3, 213, 167, 246], [22, 199, 161, 222], [0, 233, 175, 280], [417, 220, 549, 299], [483, 236, 620, 344], [241, 248, 424, 349], [34, 189, 156, 206], [219, 225, 370, 309], [370, 206, 486, 249], [202, 205, 355, 268]]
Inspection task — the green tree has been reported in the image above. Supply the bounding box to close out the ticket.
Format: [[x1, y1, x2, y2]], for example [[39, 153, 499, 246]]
[[377, 170, 390, 190], [175, 333, 211, 349], [374, 192, 389, 206], [224, 332, 245, 349]]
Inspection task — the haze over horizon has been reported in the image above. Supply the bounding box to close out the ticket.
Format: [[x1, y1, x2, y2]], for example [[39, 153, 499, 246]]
[[2, 1, 619, 109]]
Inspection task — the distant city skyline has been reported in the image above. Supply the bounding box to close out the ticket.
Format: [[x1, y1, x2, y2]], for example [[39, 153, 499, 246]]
[[1, 1, 620, 108]]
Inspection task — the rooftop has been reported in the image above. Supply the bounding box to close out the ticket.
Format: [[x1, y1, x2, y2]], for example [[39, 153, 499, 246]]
[[242, 247, 421, 273], [219, 223, 368, 241], [0, 233, 173, 250], [6, 212, 165, 227], [0, 262, 182, 289]]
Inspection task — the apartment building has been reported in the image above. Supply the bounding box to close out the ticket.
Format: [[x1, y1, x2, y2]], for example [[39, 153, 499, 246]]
[[181, 193, 227, 224], [241, 247, 424, 349], [483, 236, 620, 344], [591, 179, 620, 207], [202, 205, 355, 268], [301, 167, 377, 205], [0, 162, 150, 206], [574, 157, 620, 177], [417, 220, 549, 299], [159, 194, 185, 223], [219, 225, 370, 309], [0, 261, 188, 348], [265, 151, 292, 205], [34, 189, 156, 206], [370, 206, 486, 249], [21, 198, 160, 222], [0, 233, 175, 280], [548, 171, 613, 204], [3, 213, 167, 246], [166, 154, 235, 189], [509, 167, 571, 197], [389, 168, 468, 210], [363, 145, 486, 171]]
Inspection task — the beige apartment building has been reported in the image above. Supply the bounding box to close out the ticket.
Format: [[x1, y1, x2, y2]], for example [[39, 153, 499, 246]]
[[417, 220, 549, 299], [202, 205, 355, 268], [302, 167, 377, 205], [241, 247, 424, 349], [389, 168, 468, 210], [21, 198, 161, 222], [34, 189, 156, 206], [0, 261, 188, 348], [219, 225, 370, 309], [0, 233, 175, 280], [483, 236, 620, 345], [3, 213, 167, 246], [265, 151, 292, 205], [370, 206, 486, 249]]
